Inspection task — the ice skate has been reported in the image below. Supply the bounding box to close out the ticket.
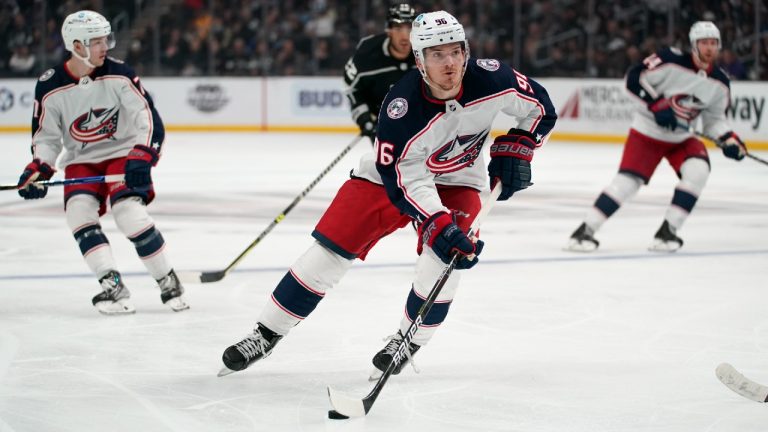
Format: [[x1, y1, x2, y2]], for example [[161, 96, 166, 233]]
[[92, 270, 135, 315], [158, 269, 189, 312], [368, 331, 421, 381], [649, 220, 683, 252], [564, 222, 599, 252], [218, 323, 283, 377]]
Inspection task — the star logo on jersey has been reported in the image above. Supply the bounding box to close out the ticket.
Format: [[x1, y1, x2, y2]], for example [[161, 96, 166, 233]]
[[426, 130, 489, 174], [670, 94, 707, 121], [69, 106, 120, 144]]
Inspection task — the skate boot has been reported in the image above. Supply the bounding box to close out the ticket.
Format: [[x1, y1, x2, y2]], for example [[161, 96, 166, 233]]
[[218, 323, 283, 376], [369, 331, 421, 380], [565, 222, 600, 252], [157, 269, 189, 312], [92, 270, 135, 315], [649, 220, 683, 252]]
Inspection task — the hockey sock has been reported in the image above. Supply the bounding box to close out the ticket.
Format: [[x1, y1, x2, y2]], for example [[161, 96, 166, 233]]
[[260, 241, 352, 335], [66, 194, 117, 278], [112, 197, 171, 279], [399, 249, 461, 346], [584, 172, 643, 231], [664, 158, 709, 229]]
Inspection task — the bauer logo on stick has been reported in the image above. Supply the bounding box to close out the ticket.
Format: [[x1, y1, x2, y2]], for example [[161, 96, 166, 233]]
[[387, 98, 408, 119]]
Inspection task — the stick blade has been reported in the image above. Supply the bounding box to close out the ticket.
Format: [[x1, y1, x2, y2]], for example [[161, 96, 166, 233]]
[[175, 270, 227, 284], [716, 362, 768, 403], [327, 386, 366, 418]]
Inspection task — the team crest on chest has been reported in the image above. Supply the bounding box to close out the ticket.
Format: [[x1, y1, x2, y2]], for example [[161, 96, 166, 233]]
[[476, 59, 500, 71], [426, 130, 489, 174], [387, 97, 408, 119], [69, 106, 120, 144]]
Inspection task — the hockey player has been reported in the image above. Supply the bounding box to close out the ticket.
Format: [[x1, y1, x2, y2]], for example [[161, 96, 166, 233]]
[[219, 11, 556, 377], [16, 10, 188, 314], [566, 21, 747, 253], [344, 3, 417, 143]]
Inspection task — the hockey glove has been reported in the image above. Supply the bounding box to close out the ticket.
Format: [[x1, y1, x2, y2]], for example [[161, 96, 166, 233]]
[[488, 129, 535, 201], [124, 145, 159, 188], [17, 159, 55, 200], [718, 131, 747, 161], [355, 110, 377, 143], [419, 211, 484, 269], [648, 98, 677, 131]]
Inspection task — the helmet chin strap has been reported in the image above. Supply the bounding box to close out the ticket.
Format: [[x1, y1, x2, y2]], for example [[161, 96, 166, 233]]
[[72, 43, 97, 69]]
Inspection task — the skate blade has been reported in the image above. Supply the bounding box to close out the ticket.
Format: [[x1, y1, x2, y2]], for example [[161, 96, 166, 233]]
[[95, 299, 136, 315], [217, 366, 237, 377], [165, 296, 190, 312], [648, 240, 681, 253], [563, 239, 598, 253]]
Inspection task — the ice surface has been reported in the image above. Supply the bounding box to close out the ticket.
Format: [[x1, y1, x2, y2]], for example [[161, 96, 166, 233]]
[[1, 133, 766, 431]]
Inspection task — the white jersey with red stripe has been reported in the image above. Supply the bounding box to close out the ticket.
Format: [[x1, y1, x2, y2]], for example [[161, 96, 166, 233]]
[[351, 57, 557, 221], [625, 47, 732, 142], [30, 57, 165, 169]]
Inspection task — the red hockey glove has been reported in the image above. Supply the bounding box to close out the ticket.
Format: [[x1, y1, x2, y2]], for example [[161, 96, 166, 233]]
[[718, 131, 747, 161], [488, 129, 535, 201], [17, 159, 55, 200], [124, 145, 159, 188]]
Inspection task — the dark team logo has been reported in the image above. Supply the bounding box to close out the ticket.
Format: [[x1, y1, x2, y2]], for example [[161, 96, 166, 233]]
[[187, 84, 229, 113], [387, 97, 408, 119], [670, 94, 706, 121], [69, 106, 119, 143], [426, 130, 489, 174], [476, 59, 500, 71]]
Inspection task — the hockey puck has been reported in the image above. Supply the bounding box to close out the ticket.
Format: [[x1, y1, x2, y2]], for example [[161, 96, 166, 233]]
[[328, 410, 349, 420]]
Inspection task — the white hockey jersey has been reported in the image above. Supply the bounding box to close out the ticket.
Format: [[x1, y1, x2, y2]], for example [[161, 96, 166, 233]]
[[30, 57, 164, 169], [626, 47, 732, 142], [352, 58, 557, 222]]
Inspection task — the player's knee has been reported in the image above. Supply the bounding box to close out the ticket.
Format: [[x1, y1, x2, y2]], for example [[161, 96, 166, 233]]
[[605, 172, 643, 202], [291, 241, 353, 292], [679, 158, 709, 192], [414, 248, 461, 301], [65, 194, 100, 231], [112, 196, 154, 237]]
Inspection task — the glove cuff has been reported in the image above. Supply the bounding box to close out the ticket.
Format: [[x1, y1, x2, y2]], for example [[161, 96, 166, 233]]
[[419, 211, 452, 247], [490, 133, 535, 161], [31, 159, 56, 177], [649, 98, 670, 112], [129, 145, 159, 166]]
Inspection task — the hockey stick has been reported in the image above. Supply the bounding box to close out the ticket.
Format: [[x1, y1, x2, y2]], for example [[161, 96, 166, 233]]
[[326, 183, 503, 419], [176, 135, 364, 284], [716, 362, 768, 403], [0, 174, 125, 191], [678, 122, 768, 166]]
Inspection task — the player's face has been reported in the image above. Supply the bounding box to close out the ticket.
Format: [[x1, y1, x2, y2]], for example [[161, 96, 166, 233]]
[[387, 23, 412, 57], [86, 36, 111, 66], [696, 38, 720, 64], [423, 43, 466, 94]]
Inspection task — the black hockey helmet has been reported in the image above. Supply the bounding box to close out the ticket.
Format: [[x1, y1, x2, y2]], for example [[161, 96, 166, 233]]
[[387, 3, 416, 27]]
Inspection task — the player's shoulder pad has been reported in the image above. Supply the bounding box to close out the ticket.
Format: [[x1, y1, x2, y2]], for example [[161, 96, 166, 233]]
[[354, 33, 387, 58], [465, 57, 518, 94], [655, 47, 687, 66], [96, 57, 137, 79], [377, 71, 430, 142], [35, 64, 72, 98], [711, 66, 731, 88]]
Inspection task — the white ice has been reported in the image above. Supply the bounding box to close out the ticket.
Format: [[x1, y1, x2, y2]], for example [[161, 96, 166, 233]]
[[1, 132, 767, 432]]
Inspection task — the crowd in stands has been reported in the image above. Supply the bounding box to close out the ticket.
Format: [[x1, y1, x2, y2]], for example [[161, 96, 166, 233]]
[[2, 0, 765, 80]]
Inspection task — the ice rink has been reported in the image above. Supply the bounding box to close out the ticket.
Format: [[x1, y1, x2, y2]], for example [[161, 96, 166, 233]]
[[0, 132, 766, 431]]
